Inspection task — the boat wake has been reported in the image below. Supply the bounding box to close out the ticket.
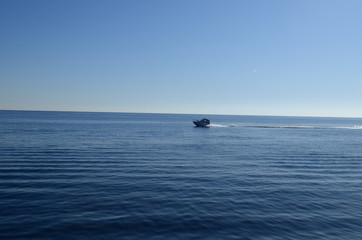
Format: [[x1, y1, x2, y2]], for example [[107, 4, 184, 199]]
[[209, 124, 362, 130]]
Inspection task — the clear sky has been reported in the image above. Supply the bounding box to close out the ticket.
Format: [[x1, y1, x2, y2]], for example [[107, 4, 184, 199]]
[[1, 0, 362, 117]]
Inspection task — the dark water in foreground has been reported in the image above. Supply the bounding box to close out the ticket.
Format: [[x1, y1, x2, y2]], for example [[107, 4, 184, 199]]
[[1, 110, 362, 240]]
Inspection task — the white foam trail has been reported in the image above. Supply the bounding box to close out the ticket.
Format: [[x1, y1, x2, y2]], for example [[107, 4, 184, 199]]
[[209, 124, 228, 127], [334, 126, 362, 130], [208, 124, 362, 130], [209, 124, 243, 127]]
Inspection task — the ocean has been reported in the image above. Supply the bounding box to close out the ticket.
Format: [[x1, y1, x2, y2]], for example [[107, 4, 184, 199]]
[[1, 110, 362, 240]]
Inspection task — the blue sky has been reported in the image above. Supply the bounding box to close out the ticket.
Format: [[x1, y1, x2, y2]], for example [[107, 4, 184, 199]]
[[1, 0, 362, 117]]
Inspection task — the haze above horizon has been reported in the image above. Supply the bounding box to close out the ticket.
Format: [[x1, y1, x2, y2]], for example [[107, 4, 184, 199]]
[[1, 0, 362, 118]]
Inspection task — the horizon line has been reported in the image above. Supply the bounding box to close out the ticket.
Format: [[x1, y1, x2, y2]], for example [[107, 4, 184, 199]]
[[1, 108, 361, 119]]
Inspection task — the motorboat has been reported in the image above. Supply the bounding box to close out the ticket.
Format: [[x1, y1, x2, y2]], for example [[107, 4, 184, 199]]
[[193, 118, 210, 127]]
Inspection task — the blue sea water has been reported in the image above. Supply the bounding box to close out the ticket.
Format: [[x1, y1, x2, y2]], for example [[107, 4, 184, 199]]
[[1, 110, 362, 240]]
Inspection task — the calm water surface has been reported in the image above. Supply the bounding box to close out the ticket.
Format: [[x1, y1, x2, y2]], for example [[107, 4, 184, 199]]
[[1, 110, 362, 239]]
